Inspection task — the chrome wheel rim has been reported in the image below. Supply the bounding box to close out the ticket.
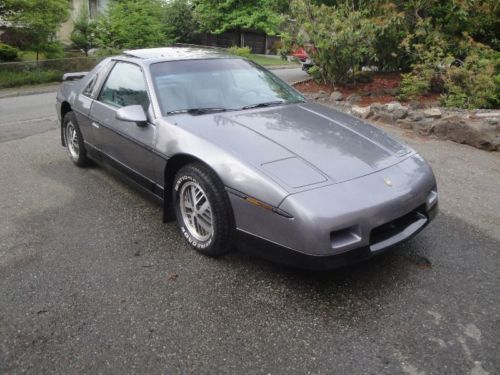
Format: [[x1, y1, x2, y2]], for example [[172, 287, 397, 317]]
[[66, 122, 79, 160], [179, 181, 214, 242]]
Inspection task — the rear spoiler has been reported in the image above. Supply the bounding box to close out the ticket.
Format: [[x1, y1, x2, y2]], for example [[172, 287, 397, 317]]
[[62, 72, 88, 81]]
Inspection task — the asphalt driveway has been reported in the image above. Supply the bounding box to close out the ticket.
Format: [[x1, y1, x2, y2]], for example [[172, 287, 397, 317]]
[[0, 75, 499, 374]]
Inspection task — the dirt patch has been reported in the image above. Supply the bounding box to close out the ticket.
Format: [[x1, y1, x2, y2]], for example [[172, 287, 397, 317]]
[[295, 73, 440, 107]]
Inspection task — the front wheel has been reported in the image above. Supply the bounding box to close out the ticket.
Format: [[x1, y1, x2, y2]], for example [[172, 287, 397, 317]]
[[173, 163, 235, 257]]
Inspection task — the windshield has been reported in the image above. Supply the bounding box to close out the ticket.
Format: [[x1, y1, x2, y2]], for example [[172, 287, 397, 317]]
[[149, 58, 305, 116]]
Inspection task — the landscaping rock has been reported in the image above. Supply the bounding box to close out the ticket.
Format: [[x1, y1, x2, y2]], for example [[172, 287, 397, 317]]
[[433, 116, 499, 151], [393, 107, 408, 120], [346, 94, 362, 104], [471, 111, 500, 119], [423, 108, 442, 119], [408, 101, 422, 110], [383, 102, 399, 112], [330, 91, 344, 101], [303, 93, 319, 101], [395, 119, 414, 130], [369, 103, 384, 115], [372, 113, 395, 125], [412, 121, 434, 136], [316, 91, 330, 100], [306, 94, 499, 152], [382, 102, 408, 120], [305, 91, 330, 100], [408, 111, 424, 122], [351, 105, 372, 119]]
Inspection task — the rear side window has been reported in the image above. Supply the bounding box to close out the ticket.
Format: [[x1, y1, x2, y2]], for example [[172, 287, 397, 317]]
[[82, 75, 97, 97], [98, 62, 150, 112]]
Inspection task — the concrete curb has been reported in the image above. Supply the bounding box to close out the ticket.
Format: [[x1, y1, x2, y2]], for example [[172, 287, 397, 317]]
[[267, 64, 302, 71], [0, 83, 60, 99]]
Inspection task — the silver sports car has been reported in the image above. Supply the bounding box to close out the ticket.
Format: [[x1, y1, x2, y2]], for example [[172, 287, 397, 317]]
[[56, 47, 438, 269]]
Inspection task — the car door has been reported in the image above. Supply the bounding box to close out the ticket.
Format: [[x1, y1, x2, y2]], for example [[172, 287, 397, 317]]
[[89, 61, 157, 187], [75, 59, 115, 151]]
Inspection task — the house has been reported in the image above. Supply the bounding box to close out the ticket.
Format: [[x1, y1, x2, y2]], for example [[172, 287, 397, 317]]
[[58, 0, 108, 43]]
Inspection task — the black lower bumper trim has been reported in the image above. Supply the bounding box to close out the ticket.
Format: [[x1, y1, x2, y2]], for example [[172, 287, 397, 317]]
[[237, 230, 373, 270]]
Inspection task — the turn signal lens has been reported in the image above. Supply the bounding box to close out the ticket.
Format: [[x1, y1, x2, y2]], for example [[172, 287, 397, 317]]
[[244, 196, 293, 218], [245, 197, 274, 211]]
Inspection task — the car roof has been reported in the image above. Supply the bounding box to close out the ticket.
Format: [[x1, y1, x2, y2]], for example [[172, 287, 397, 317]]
[[122, 47, 232, 62]]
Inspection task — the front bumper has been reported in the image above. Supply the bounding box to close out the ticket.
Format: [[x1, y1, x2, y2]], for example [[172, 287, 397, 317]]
[[232, 154, 438, 268], [238, 203, 438, 270]]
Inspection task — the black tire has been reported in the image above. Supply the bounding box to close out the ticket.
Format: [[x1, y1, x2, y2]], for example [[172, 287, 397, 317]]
[[173, 162, 235, 257], [63, 111, 90, 167]]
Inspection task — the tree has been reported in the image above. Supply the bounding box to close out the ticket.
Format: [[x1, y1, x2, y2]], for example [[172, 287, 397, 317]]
[[164, 0, 198, 43], [0, 0, 27, 19], [70, 6, 94, 56], [93, 0, 170, 50], [284, 0, 380, 84], [194, 0, 285, 35], [4, 0, 69, 62]]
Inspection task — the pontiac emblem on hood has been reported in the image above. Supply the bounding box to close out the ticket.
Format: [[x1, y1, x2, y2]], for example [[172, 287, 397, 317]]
[[384, 177, 393, 187]]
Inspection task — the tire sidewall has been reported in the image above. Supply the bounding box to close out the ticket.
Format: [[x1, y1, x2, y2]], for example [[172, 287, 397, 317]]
[[174, 172, 216, 253]]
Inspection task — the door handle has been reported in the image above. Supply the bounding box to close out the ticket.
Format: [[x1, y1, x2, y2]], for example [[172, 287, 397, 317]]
[[91, 121, 100, 129]]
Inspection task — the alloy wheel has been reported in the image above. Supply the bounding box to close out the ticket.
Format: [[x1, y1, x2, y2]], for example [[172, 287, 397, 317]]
[[179, 181, 214, 242]]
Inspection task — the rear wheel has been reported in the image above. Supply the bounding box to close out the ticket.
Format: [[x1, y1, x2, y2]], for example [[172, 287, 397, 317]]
[[63, 111, 89, 167], [173, 163, 235, 257]]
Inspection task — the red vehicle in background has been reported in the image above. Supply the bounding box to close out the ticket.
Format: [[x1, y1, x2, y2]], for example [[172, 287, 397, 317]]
[[292, 47, 309, 61], [292, 45, 315, 71]]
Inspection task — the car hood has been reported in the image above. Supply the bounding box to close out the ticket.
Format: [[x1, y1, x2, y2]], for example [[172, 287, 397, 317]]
[[169, 102, 413, 190]]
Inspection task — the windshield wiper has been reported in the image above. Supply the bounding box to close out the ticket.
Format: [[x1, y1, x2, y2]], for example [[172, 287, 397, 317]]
[[242, 101, 286, 110], [167, 107, 227, 115]]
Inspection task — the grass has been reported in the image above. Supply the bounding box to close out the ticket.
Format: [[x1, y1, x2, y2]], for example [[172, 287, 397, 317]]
[[248, 54, 299, 67], [0, 69, 62, 89], [18, 51, 49, 62]]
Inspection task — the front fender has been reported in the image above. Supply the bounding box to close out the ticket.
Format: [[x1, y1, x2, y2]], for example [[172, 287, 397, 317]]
[[155, 120, 290, 208]]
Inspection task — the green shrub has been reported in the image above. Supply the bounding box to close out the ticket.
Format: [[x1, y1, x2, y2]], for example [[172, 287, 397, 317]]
[[440, 49, 500, 109], [0, 43, 19, 62], [227, 46, 252, 58], [307, 65, 321, 81], [71, 6, 95, 55], [0, 69, 61, 88], [43, 42, 65, 59], [287, 1, 377, 84], [93, 0, 171, 50], [398, 72, 431, 100], [398, 44, 500, 109], [94, 48, 123, 58], [398, 46, 451, 101], [163, 0, 198, 43]]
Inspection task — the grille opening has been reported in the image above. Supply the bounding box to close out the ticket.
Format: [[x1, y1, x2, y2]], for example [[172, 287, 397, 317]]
[[370, 205, 426, 245]]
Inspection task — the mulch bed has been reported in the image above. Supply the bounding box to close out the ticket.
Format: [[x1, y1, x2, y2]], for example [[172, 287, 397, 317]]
[[294, 72, 440, 107]]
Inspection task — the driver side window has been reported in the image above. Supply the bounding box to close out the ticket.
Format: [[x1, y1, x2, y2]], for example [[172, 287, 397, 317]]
[[99, 62, 150, 112]]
